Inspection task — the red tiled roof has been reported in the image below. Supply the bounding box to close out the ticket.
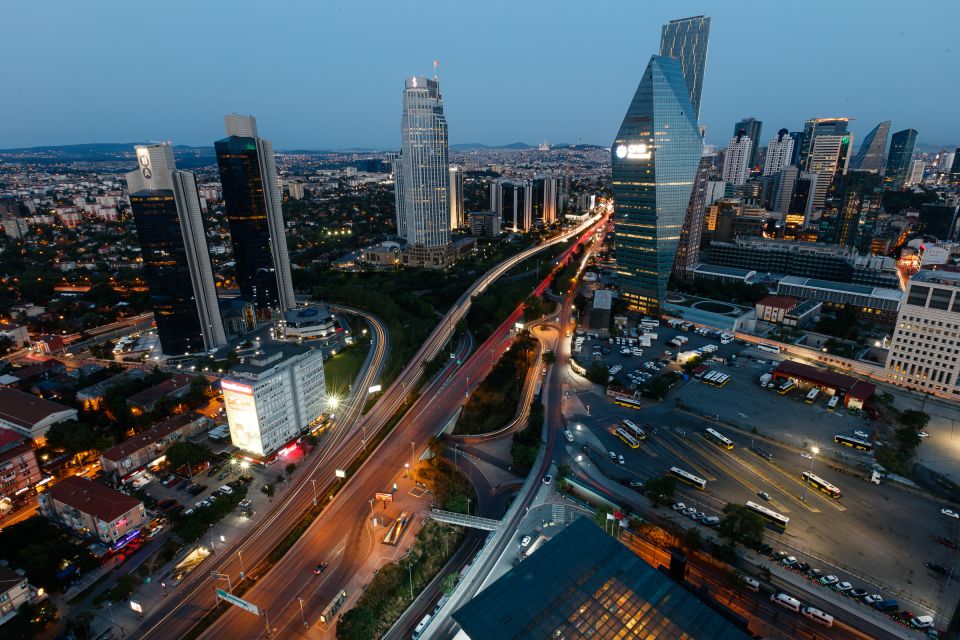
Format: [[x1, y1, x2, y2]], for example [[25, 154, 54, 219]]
[[0, 388, 74, 429], [101, 412, 201, 462], [773, 360, 874, 400], [126, 373, 194, 409], [757, 295, 798, 311], [48, 475, 142, 523]]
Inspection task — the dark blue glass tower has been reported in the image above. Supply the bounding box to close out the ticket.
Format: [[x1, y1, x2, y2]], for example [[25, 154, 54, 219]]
[[884, 128, 918, 189], [612, 56, 703, 313]]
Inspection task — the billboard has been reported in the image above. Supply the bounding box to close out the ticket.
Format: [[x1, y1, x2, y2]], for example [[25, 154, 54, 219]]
[[222, 379, 263, 457]]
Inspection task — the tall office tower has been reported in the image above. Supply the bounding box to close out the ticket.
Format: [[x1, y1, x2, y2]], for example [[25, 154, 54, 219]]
[[788, 131, 804, 166], [215, 115, 295, 314], [936, 151, 955, 174], [787, 172, 819, 228], [659, 15, 711, 118], [763, 129, 795, 176], [673, 154, 712, 279], [850, 120, 890, 173], [733, 117, 762, 167], [797, 118, 851, 171], [532, 175, 559, 225], [126, 143, 226, 355], [448, 165, 465, 229], [721, 131, 752, 185], [612, 55, 702, 313], [391, 154, 406, 238], [490, 178, 533, 231], [817, 172, 883, 251], [906, 160, 926, 187], [884, 128, 919, 189], [807, 133, 853, 213], [773, 165, 800, 214], [952, 148, 960, 184], [396, 76, 450, 247]]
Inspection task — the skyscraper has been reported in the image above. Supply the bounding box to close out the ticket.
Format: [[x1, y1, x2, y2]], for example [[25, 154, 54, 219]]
[[763, 129, 795, 176], [396, 76, 450, 247], [215, 115, 295, 315], [850, 120, 890, 173], [391, 154, 406, 238], [673, 154, 712, 279], [448, 165, 464, 229], [808, 133, 853, 213], [817, 171, 883, 251], [906, 160, 926, 187], [490, 178, 533, 231], [126, 143, 226, 355], [659, 15, 711, 118], [797, 118, 851, 171], [721, 131, 752, 185], [733, 117, 762, 168], [773, 165, 800, 214], [532, 175, 559, 225], [613, 56, 703, 313], [884, 128, 919, 189]]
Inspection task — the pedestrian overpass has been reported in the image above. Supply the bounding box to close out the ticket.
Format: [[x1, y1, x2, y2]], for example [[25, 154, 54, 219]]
[[428, 509, 500, 531]]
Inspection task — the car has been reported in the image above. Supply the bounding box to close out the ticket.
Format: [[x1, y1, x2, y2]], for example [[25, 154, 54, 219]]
[[609, 451, 617, 461], [312, 562, 328, 574], [807, 568, 823, 580], [627, 480, 643, 488], [672, 427, 686, 438], [207, 467, 218, 477], [848, 588, 868, 599], [935, 536, 957, 549], [543, 475, 553, 485], [942, 508, 960, 519], [795, 562, 810, 573], [863, 594, 883, 605], [801, 453, 813, 460], [163, 475, 178, 487], [919, 431, 930, 438], [926, 561, 948, 575], [854, 430, 870, 439], [757, 543, 773, 555], [682, 507, 697, 517], [819, 575, 839, 586], [672, 502, 686, 512], [757, 491, 771, 501], [691, 511, 705, 521], [834, 581, 853, 593], [782, 556, 798, 566], [618, 455, 625, 465], [520, 535, 531, 548]]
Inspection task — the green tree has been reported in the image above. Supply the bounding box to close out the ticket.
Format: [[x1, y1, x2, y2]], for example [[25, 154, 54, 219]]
[[262, 483, 275, 500], [900, 409, 930, 430], [542, 350, 556, 365], [681, 527, 703, 552], [895, 426, 921, 451], [718, 503, 766, 548], [285, 462, 297, 479], [164, 442, 211, 473], [585, 362, 609, 385], [643, 475, 677, 507]]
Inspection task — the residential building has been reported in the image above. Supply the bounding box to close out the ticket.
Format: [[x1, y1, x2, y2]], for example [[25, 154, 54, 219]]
[[281, 305, 337, 340], [287, 180, 305, 200], [469, 211, 500, 238], [396, 76, 451, 248], [659, 15, 711, 118], [817, 171, 883, 252], [850, 120, 890, 173], [0, 566, 37, 626], [733, 117, 762, 167], [807, 133, 853, 212], [125, 373, 196, 414], [126, 143, 227, 355], [0, 388, 77, 443], [0, 430, 41, 507], [0, 323, 29, 348], [612, 55, 703, 313], [448, 165, 465, 229], [215, 114, 295, 314], [721, 131, 752, 185], [885, 270, 960, 397], [763, 129, 794, 176], [39, 476, 147, 546], [99, 412, 208, 479], [776, 276, 901, 324], [222, 343, 326, 458], [884, 128, 919, 189]]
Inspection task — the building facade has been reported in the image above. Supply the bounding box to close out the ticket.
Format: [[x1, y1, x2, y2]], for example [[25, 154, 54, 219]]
[[850, 120, 890, 173], [39, 476, 147, 547], [215, 114, 295, 314], [733, 117, 762, 167], [0, 430, 40, 507], [807, 133, 853, 213], [817, 171, 883, 252], [885, 271, 960, 397], [721, 131, 752, 185], [659, 15, 711, 118], [884, 128, 919, 189], [469, 211, 501, 238], [126, 143, 227, 355], [763, 129, 794, 176], [448, 165, 465, 229], [99, 412, 208, 478], [797, 117, 850, 172], [673, 154, 712, 279], [776, 275, 901, 324], [612, 55, 703, 313], [0, 388, 77, 442]]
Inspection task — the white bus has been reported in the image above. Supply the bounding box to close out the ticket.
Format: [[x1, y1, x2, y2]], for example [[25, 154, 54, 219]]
[[771, 593, 801, 612], [615, 428, 640, 449], [704, 427, 734, 450], [720, 332, 735, 344], [801, 606, 834, 627], [756, 343, 781, 354], [621, 420, 646, 440], [826, 395, 839, 411], [805, 388, 820, 404], [746, 501, 789, 530], [669, 466, 707, 490], [412, 614, 432, 639], [703, 371, 720, 384]]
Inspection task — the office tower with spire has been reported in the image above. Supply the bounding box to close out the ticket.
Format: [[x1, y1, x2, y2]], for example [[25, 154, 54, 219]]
[[396, 75, 450, 248], [613, 55, 703, 313], [659, 15, 710, 118], [722, 131, 752, 185], [215, 115, 295, 315], [884, 128, 919, 189], [850, 120, 890, 173], [126, 143, 226, 355], [733, 117, 762, 168], [763, 129, 795, 176]]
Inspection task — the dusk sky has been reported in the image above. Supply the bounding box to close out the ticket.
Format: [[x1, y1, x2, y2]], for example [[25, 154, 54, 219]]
[[3, 0, 958, 151]]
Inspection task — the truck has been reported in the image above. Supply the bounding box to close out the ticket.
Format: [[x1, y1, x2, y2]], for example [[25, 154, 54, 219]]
[[759, 373, 772, 387], [675, 335, 689, 345]]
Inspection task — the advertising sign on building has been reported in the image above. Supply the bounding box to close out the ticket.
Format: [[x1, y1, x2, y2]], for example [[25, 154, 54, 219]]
[[222, 379, 263, 457]]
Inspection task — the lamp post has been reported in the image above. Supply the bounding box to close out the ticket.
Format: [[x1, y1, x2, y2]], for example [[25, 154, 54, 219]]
[[800, 446, 820, 502], [465, 377, 470, 398], [298, 597, 308, 629], [311, 479, 318, 506], [410, 442, 416, 471]]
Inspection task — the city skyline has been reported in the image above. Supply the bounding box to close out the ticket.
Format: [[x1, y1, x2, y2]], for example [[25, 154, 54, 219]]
[[3, 1, 958, 151]]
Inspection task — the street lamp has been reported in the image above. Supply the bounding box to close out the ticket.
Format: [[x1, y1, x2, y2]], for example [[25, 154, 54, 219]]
[[298, 597, 308, 629], [800, 446, 820, 502], [311, 479, 318, 506]]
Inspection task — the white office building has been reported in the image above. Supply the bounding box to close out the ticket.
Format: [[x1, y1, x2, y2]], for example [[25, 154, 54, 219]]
[[906, 160, 926, 186], [885, 270, 960, 398], [222, 344, 326, 457], [721, 133, 752, 185], [808, 134, 852, 212], [449, 164, 465, 229], [763, 129, 795, 176]]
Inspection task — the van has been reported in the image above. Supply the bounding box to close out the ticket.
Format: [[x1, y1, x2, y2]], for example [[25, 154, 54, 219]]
[[219, 485, 233, 495], [801, 606, 834, 627], [770, 593, 801, 612], [412, 614, 432, 639], [910, 615, 934, 629], [563, 430, 574, 442], [742, 576, 760, 592]]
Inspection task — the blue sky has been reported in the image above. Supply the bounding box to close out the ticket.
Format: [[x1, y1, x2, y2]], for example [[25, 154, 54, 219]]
[[2, 0, 957, 150]]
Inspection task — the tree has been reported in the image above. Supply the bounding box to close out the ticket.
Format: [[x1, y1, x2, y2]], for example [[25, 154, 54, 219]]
[[585, 362, 609, 385], [441, 573, 459, 596], [164, 442, 211, 473], [642, 475, 677, 507], [542, 350, 556, 365], [900, 409, 930, 430], [285, 462, 297, 479], [681, 527, 703, 552], [895, 426, 922, 451], [262, 483, 275, 500], [718, 503, 765, 548]]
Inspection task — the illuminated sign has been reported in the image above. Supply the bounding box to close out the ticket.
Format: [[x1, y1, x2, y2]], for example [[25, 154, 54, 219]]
[[221, 379, 253, 395], [277, 444, 298, 457], [375, 492, 393, 502], [368, 384, 382, 394], [223, 380, 263, 457], [615, 143, 652, 160]]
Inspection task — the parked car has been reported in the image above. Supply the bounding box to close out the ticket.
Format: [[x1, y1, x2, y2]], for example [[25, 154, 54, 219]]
[[863, 594, 883, 605], [795, 562, 810, 573], [848, 588, 868, 599], [782, 556, 798, 567], [819, 575, 839, 586], [926, 561, 948, 576], [672, 502, 686, 512], [834, 581, 853, 593], [941, 508, 959, 519]]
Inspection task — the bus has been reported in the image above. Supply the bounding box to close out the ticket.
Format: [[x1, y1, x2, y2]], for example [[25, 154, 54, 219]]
[[805, 388, 820, 404], [756, 343, 781, 354], [613, 397, 642, 410], [670, 466, 707, 490], [615, 428, 640, 449], [621, 420, 646, 440], [834, 434, 872, 452], [802, 471, 842, 499], [826, 396, 839, 411], [319, 589, 348, 624], [714, 373, 730, 388], [703, 371, 720, 384], [704, 427, 734, 450], [746, 500, 790, 530], [751, 445, 773, 462], [777, 380, 796, 395]]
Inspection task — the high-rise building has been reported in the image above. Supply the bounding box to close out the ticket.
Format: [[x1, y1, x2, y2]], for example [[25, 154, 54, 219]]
[[885, 270, 960, 398], [659, 15, 711, 118], [721, 131, 752, 185], [817, 171, 883, 252], [763, 129, 795, 176], [884, 128, 919, 189], [673, 154, 712, 279], [733, 117, 762, 168], [797, 118, 851, 171], [126, 143, 226, 355], [935, 151, 955, 174], [215, 115, 295, 314], [391, 154, 407, 238], [532, 175, 559, 225], [787, 172, 819, 227], [906, 159, 926, 187], [773, 165, 799, 214], [612, 55, 703, 313], [850, 120, 890, 173], [448, 165, 465, 229], [807, 134, 853, 212], [490, 178, 533, 231], [952, 148, 960, 183], [396, 76, 450, 247], [287, 181, 305, 200]]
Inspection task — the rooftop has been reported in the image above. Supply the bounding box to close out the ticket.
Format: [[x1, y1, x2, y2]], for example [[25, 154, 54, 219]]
[[0, 388, 75, 429], [913, 269, 960, 286], [593, 289, 614, 310], [126, 373, 194, 409], [693, 263, 757, 279], [756, 295, 797, 310], [229, 341, 317, 376], [775, 360, 876, 399], [778, 275, 903, 302], [101, 412, 204, 463], [48, 475, 142, 523]]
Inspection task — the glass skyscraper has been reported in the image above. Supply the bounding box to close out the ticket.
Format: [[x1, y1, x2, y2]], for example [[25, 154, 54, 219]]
[[885, 128, 919, 189], [613, 55, 703, 313], [215, 115, 295, 316], [126, 144, 226, 356], [798, 118, 850, 171], [817, 171, 883, 251], [659, 16, 711, 119], [850, 120, 890, 173]]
